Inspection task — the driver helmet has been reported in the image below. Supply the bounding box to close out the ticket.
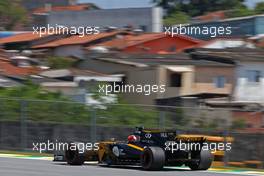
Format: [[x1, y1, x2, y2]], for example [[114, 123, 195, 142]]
[[127, 135, 138, 142]]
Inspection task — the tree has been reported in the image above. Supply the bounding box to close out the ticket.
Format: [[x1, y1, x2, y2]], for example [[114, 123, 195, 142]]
[[164, 12, 189, 25], [47, 56, 77, 69], [255, 2, 264, 14], [153, 0, 246, 17], [227, 6, 255, 18], [0, 0, 27, 30]]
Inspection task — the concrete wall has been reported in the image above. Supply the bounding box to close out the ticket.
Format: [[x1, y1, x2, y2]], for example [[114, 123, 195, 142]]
[[47, 7, 163, 32]]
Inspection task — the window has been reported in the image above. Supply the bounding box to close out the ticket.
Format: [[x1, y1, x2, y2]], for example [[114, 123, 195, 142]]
[[214, 76, 226, 88], [247, 70, 261, 82], [170, 73, 182, 87]]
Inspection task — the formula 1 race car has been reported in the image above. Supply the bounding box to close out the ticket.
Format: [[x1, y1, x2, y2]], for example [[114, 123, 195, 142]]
[[54, 127, 214, 171]]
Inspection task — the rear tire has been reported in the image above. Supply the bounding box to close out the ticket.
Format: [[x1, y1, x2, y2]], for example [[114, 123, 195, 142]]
[[141, 147, 165, 171], [65, 142, 85, 165], [189, 149, 213, 170]]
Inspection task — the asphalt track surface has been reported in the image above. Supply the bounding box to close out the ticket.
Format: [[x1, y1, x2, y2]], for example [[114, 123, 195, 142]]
[[1, 157, 257, 176]]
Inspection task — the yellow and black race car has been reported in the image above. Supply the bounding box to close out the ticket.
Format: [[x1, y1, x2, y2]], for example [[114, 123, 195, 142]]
[[54, 127, 214, 171]]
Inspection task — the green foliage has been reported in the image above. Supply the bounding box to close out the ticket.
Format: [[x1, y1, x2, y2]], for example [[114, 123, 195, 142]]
[[0, 81, 62, 100], [164, 12, 190, 25], [0, 83, 160, 127], [153, 0, 246, 17], [227, 7, 255, 18], [47, 56, 77, 69], [0, 81, 90, 123], [0, 0, 27, 30], [96, 105, 159, 128], [96, 96, 159, 128], [231, 119, 247, 129], [255, 2, 264, 14], [153, 0, 264, 24]]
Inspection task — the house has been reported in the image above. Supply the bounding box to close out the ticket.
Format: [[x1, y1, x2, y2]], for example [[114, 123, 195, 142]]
[[0, 32, 67, 50], [32, 31, 130, 59], [78, 53, 235, 105], [87, 33, 203, 54], [192, 48, 264, 104], [0, 56, 39, 77], [38, 68, 122, 104]]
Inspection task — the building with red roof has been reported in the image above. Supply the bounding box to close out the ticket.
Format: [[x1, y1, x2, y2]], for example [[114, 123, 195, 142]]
[[0, 32, 67, 50], [32, 31, 130, 59], [87, 33, 204, 54], [0, 55, 39, 77]]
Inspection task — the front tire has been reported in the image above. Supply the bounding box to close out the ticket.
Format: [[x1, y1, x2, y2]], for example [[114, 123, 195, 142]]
[[65, 142, 85, 165], [141, 147, 165, 171], [189, 149, 213, 170]]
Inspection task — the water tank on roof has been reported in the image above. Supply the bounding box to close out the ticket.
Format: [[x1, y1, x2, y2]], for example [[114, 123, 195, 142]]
[[89, 46, 109, 53], [21, 50, 33, 56]]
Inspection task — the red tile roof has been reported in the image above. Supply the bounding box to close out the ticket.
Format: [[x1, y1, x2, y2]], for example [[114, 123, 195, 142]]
[[32, 4, 94, 14], [93, 33, 164, 49], [0, 56, 39, 76], [193, 11, 227, 22], [0, 32, 50, 44], [32, 31, 127, 49], [89, 33, 203, 51]]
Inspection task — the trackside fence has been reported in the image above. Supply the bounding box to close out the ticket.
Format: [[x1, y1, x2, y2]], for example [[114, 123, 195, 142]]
[[0, 98, 263, 169]]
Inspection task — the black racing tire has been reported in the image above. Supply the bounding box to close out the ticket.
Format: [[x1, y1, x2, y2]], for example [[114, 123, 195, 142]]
[[141, 146, 165, 171], [189, 149, 213, 170], [65, 142, 85, 165]]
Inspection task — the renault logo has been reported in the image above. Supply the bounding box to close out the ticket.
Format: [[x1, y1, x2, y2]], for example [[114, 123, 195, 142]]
[[145, 133, 152, 138]]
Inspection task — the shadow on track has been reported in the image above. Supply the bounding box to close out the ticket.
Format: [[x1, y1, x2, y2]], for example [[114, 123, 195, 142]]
[[53, 162, 192, 172]]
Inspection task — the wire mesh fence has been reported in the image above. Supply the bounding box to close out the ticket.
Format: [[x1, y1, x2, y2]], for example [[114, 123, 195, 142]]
[[0, 97, 263, 168]]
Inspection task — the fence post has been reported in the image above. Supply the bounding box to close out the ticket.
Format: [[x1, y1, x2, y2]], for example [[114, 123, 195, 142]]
[[159, 110, 165, 129], [223, 129, 229, 167], [0, 99, 3, 148], [20, 100, 27, 151], [90, 107, 97, 143]]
